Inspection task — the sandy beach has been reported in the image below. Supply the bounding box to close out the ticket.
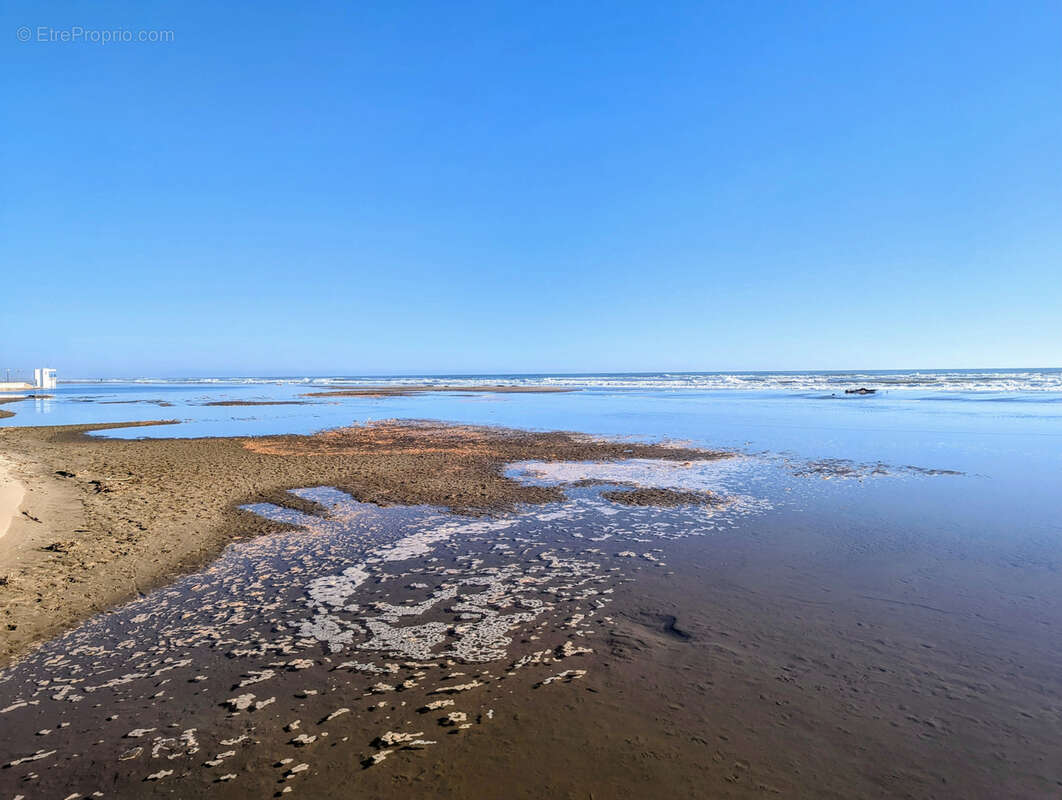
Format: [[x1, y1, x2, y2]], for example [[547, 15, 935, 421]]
[[0, 420, 716, 666], [0, 414, 1059, 798], [0, 455, 26, 540], [6, 0, 1058, 792]]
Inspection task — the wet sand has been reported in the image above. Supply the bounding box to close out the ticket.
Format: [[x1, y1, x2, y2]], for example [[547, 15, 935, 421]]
[[0, 483, 758, 798], [0, 421, 716, 665], [600, 487, 721, 506], [1, 420, 1060, 798]]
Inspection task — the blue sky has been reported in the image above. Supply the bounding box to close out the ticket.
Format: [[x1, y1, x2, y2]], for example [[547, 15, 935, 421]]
[[2, 1, 1059, 377]]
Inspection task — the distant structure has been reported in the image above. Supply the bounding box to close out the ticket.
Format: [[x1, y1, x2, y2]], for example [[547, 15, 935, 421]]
[[0, 367, 57, 392], [34, 368, 57, 390]]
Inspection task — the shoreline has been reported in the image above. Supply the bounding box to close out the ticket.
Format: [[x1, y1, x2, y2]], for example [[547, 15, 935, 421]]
[[0, 396, 25, 421], [0, 419, 723, 666]]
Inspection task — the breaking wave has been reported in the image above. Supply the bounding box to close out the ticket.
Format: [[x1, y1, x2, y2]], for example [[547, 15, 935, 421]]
[[71, 369, 1062, 393]]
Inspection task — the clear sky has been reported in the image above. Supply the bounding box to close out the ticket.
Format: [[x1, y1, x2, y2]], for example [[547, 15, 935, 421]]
[[2, 1, 1060, 377]]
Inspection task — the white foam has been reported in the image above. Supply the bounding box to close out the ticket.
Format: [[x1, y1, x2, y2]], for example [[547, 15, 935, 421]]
[[77, 370, 1062, 392], [507, 457, 752, 493]]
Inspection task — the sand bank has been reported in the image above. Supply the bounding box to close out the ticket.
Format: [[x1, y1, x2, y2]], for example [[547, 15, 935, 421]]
[[0, 396, 25, 421], [0, 420, 719, 665]]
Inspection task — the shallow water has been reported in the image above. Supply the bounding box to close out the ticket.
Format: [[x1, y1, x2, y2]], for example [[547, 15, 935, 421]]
[[4, 377, 1061, 469], [2, 375, 1061, 796]]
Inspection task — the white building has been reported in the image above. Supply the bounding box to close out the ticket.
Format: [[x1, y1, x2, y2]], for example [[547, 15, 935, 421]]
[[33, 368, 57, 390], [0, 368, 57, 392]]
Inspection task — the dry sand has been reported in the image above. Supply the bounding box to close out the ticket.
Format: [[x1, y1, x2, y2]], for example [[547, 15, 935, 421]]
[[0, 454, 25, 539]]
